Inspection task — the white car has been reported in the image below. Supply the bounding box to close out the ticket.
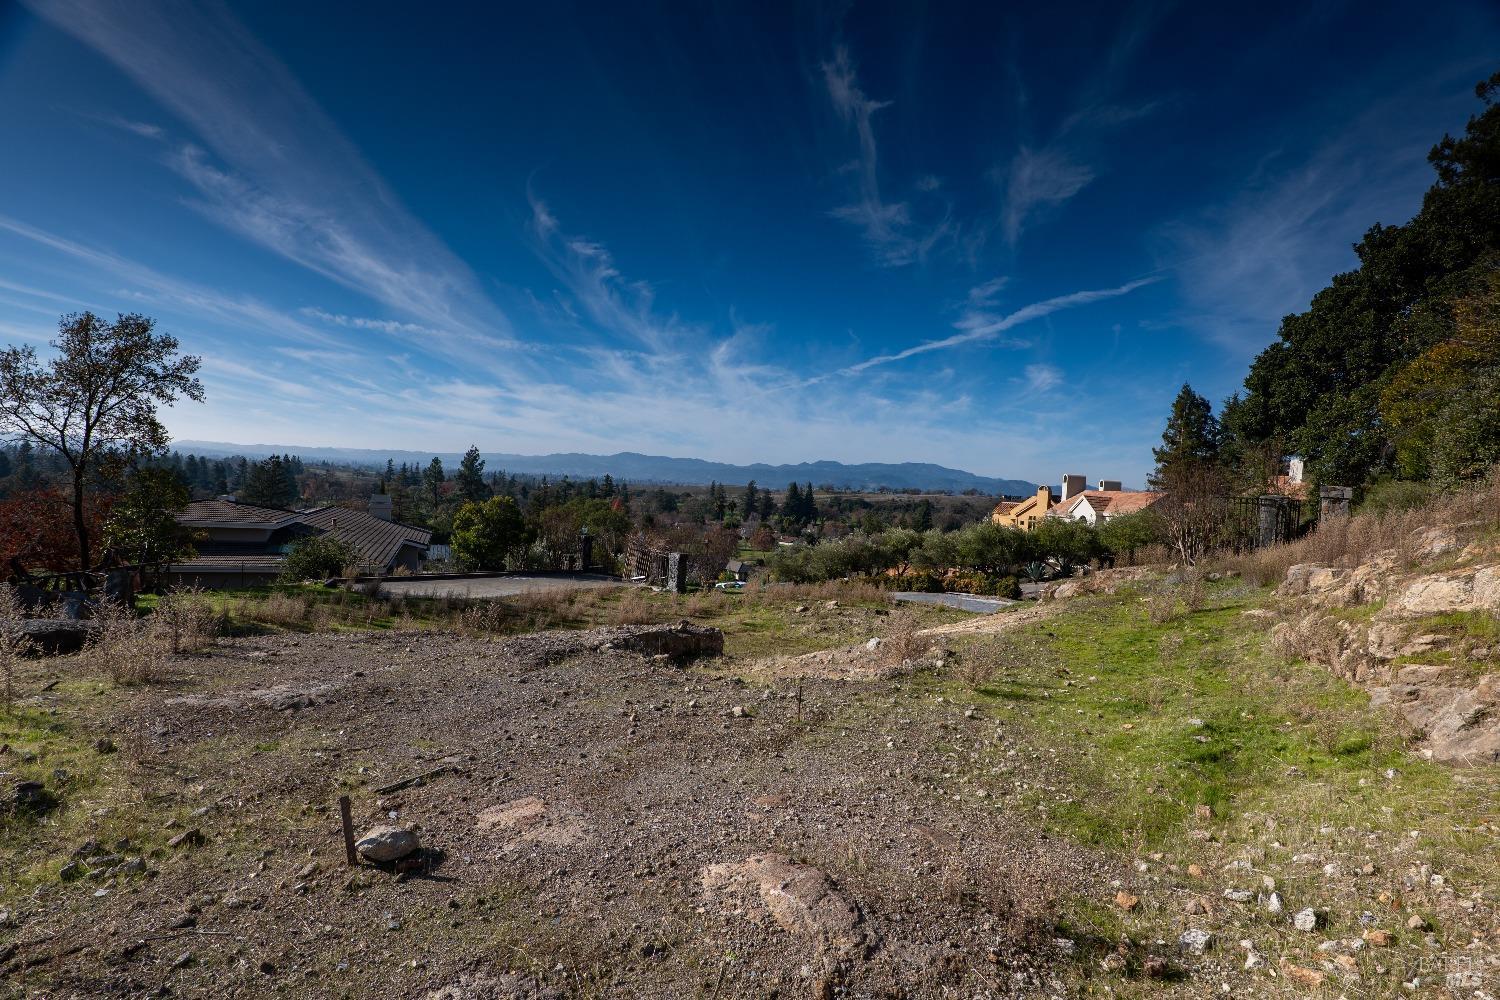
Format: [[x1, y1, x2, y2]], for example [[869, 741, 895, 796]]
[[714, 580, 746, 591]]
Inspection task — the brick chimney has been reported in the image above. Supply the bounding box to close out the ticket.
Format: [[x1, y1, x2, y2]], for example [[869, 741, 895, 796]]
[[1060, 474, 1087, 502], [1098, 479, 1122, 492], [369, 494, 393, 521]]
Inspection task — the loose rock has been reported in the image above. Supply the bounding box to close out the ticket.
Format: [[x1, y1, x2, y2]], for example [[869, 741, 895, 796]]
[[355, 825, 420, 863]]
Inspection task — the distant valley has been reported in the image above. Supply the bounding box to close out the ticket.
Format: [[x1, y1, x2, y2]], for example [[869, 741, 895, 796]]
[[174, 441, 1037, 495]]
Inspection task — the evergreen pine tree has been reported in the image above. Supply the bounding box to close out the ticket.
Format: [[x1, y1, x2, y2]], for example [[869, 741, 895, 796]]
[[1150, 384, 1222, 488], [423, 457, 446, 507], [455, 446, 490, 502]]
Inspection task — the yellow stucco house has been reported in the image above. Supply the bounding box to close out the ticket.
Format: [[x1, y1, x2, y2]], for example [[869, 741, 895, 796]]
[[991, 484, 1055, 531]]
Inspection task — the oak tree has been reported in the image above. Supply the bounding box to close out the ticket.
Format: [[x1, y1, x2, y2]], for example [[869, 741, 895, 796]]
[[0, 313, 202, 571]]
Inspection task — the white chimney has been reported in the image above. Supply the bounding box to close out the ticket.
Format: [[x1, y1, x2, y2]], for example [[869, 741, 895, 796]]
[[369, 494, 393, 521], [1060, 474, 1088, 502]]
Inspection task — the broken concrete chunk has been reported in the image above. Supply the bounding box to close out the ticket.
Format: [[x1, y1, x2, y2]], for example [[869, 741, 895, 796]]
[[701, 853, 867, 957]]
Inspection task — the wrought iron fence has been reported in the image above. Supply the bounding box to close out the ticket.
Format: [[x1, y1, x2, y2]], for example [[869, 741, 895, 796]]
[[1219, 495, 1319, 551]]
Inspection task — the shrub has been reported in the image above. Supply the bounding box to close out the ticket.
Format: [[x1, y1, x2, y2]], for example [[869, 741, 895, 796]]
[[1145, 584, 1180, 624], [1096, 510, 1164, 563], [879, 608, 931, 667], [153, 587, 218, 653], [1359, 478, 1432, 516], [87, 600, 163, 685], [451, 496, 527, 570], [280, 536, 358, 583], [0, 585, 31, 711]]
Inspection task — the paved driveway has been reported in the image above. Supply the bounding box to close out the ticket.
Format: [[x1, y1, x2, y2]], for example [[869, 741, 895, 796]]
[[378, 573, 624, 599]]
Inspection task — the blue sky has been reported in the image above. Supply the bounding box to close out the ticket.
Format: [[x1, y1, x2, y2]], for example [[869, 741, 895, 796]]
[[0, 1, 1496, 486]]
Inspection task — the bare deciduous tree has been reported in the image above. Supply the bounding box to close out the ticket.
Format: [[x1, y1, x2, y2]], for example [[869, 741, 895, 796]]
[[1153, 461, 1230, 565], [0, 313, 203, 571]]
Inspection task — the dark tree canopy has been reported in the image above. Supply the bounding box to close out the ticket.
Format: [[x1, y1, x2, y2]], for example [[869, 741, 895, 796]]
[[102, 467, 194, 565], [1224, 72, 1500, 487], [239, 455, 300, 508]]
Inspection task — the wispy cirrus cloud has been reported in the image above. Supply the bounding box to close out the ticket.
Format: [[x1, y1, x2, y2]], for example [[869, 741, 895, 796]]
[[993, 99, 1158, 247], [991, 5, 1163, 248], [836, 276, 1159, 376], [21, 0, 511, 346], [1159, 76, 1474, 353], [299, 308, 439, 337], [0, 214, 354, 350], [821, 45, 950, 267], [528, 193, 696, 354], [1023, 362, 1062, 392], [999, 146, 1096, 245]]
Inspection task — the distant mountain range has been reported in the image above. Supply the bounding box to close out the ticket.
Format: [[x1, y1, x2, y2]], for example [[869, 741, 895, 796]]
[[174, 441, 1037, 495]]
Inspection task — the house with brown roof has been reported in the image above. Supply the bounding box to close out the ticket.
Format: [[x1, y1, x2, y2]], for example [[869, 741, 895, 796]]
[[992, 474, 1157, 531], [166, 496, 431, 587], [1050, 488, 1163, 526]]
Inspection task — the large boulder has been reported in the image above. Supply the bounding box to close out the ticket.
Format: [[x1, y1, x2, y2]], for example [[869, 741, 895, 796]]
[[18, 619, 96, 655], [1411, 526, 1460, 559], [1281, 556, 1401, 609], [1388, 573, 1476, 617], [1473, 567, 1500, 611]]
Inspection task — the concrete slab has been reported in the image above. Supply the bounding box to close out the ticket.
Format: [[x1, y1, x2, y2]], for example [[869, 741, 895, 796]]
[[892, 592, 1015, 614], [379, 573, 624, 599]]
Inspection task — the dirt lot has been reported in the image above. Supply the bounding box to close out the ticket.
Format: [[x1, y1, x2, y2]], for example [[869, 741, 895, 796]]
[[0, 616, 1102, 999], [3, 582, 1496, 999]]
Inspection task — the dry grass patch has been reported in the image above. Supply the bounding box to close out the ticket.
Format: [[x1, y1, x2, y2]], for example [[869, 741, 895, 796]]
[[1225, 464, 1500, 585], [879, 607, 932, 667], [86, 600, 164, 685]]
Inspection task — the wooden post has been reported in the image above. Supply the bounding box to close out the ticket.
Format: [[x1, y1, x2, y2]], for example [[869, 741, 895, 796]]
[[338, 795, 357, 866]]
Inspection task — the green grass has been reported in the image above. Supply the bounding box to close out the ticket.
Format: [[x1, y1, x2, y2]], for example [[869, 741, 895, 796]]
[[1426, 608, 1500, 643], [0, 705, 165, 901], [923, 585, 1447, 850]]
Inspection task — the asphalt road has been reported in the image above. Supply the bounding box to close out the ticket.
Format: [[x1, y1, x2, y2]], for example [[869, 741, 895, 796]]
[[378, 573, 625, 599]]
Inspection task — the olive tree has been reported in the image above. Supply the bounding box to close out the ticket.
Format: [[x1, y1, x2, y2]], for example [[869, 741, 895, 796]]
[[0, 313, 203, 570]]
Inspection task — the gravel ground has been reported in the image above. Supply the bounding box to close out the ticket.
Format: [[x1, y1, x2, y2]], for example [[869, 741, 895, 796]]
[[3, 625, 1108, 999]]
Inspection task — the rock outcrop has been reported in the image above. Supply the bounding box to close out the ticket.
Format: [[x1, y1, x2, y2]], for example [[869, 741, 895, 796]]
[[1272, 529, 1498, 765], [500, 621, 724, 668], [1369, 669, 1500, 764]]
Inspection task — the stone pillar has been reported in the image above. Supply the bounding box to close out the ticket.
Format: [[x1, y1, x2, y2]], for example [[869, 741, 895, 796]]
[[104, 568, 135, 608], [1256, 497, 1281, 548], [1319, 486, 1353, 520], [666, 552, 688, 594]]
